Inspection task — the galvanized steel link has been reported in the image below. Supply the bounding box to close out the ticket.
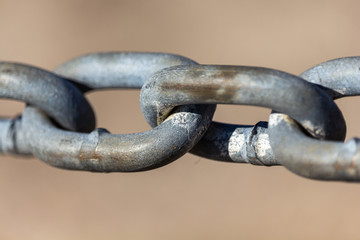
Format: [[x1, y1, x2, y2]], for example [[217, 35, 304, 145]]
[[268, 57, 360, 181], [20, 53, 215, 172], [140, 64, 346, 165], [0, 63, 96, 155], [141, 64, 345, 140], [0, 52, 358, 182]]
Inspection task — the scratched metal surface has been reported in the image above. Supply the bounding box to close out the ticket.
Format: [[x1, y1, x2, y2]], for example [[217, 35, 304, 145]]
[[0, 1, 359, 240]]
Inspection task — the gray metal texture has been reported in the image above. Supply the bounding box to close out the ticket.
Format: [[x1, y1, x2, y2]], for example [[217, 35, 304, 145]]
[[0, 63, 95, 155], [140, 65, 345, 165], [268, 57, 360, 181], [19, 53, 216, 172], [0, 52, 358, 182], [54, 52, 197, 90]]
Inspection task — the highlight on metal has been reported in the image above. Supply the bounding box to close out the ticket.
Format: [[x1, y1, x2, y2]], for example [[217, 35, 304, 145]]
[[0, 52, 359, 182]]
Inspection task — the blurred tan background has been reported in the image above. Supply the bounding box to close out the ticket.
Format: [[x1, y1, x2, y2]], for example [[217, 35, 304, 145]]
[[0, 0, 359, 239]]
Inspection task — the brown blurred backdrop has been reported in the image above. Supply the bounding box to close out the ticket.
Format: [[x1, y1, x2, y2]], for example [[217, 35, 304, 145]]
[[0, 0, 359, 239]]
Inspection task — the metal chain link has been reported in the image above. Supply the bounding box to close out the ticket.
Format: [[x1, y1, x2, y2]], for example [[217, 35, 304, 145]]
[[0, 52, 358, 182]]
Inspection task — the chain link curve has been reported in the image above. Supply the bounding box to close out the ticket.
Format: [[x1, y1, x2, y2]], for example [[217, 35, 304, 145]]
[[140, 64, 346, 166], [268, 57, 360, 181], [0, 63, 96, 155], [21, 53, 216, 172], [0, 52, 358, 182]]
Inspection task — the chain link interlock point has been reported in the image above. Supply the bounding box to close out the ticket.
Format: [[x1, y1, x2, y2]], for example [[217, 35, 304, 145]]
[[0, 52, 359, 182], [140, 65, 345, 163], [268, 57, 360, 181], [18, 53, 216, 172], [0, 62, 96, 155]]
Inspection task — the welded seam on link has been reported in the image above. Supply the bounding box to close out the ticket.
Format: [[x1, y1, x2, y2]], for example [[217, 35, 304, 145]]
[[0, 52, 358, 182]]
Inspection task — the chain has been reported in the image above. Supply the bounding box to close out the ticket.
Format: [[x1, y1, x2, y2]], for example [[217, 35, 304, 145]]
[[0, 52, 359, 182]]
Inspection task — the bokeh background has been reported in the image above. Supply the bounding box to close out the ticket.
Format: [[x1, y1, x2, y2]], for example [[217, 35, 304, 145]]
[[0, 0, 359, 239]]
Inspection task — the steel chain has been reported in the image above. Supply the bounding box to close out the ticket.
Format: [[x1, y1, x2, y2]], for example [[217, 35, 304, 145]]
[[0, 52, 358, 182]]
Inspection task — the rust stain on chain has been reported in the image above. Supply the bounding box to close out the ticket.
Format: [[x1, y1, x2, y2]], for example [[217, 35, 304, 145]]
[[0, 53, 359, 181]]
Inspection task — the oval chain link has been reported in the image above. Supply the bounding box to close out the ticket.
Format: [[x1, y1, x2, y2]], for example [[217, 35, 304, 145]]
[[0, 63, 96, 155], [0, 52, 358, 182], [268, 57, 360, 181], [21, 53, 215, 172], [140, 64, 346, 168]]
